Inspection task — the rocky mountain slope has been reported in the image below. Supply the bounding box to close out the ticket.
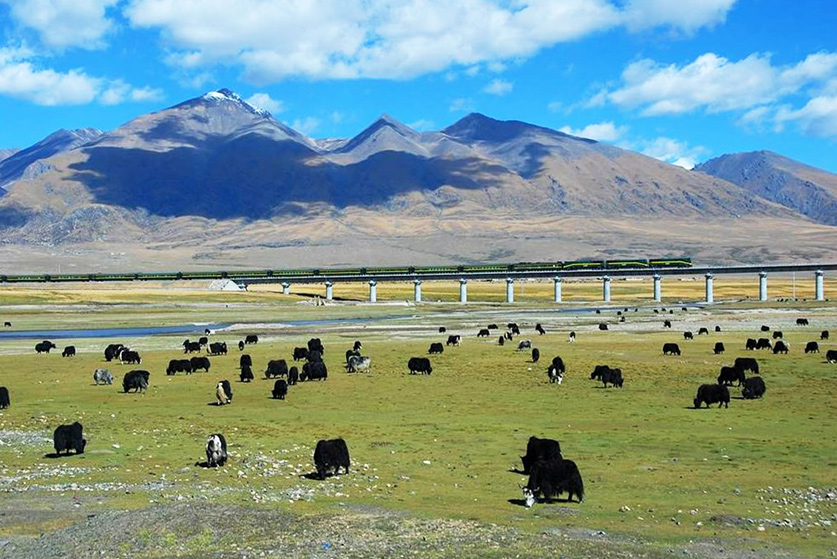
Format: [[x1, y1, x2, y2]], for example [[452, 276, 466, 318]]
[[695, 151, 837, 226], [0, 89, 833, 271], [0, 128, 102, 190]]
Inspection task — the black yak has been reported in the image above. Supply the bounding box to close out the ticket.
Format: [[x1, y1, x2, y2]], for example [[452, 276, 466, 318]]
[[522, 459, 584, 506], [53, 422, 86, 455], [122, 370, 149, 393], [742, 376, 766, 399], [694, 384, 730, 409], [314, 438, 350, 479], [205, 433, 227, 467], [272, 379, 288, 400], [520, 436, 562, 474]]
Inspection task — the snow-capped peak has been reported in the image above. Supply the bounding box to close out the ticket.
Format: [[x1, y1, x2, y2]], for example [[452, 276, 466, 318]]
[[201, 88, 271, 117]]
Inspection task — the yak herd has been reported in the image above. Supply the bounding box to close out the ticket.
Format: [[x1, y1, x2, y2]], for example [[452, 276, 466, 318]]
[[1, 308, 834, 509]]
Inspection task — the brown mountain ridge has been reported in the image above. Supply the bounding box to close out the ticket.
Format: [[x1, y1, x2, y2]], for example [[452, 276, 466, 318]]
[[0, 89, 834, 272]]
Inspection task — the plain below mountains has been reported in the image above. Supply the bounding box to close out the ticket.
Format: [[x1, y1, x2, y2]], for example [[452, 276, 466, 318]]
[[0, 88, 834, 272]]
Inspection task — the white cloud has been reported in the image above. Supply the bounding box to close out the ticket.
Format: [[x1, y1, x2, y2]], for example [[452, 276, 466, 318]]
[[637, 136, 708, 169], [245, 93, 285, 115], [291, 116, 321, 136], [605, 51, 837, 116], [0, 48, 162, 106], [622, 0, 735, 33], [3, 0, 119, 50], [409, 118, 435, 131], [776, 96, 837, 138], [483, 79, 513, 96], [123, 0, 736, 82], [559, 121, 627, 142], [449, 97, 475, 112]]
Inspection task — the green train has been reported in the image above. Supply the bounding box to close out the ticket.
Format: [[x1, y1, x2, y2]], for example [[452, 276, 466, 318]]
[[0, 257, 692, 283]]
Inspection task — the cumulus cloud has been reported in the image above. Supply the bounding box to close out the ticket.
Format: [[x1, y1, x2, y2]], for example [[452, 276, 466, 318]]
[[2, 0, 119, 50], [559, 121, 627, 142], [776, 96, 837, 138], [245, 93, 285, 115], [449, 97, 475, 112], [122, 0, 736, 82], [483, 79, 513, 96], [0, 48, 162, 105], [605, 51, 837, 116], [291, 116, 321, 136], [636, 136, 708, 169]]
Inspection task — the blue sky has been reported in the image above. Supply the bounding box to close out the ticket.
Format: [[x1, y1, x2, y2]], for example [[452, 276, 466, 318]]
[[1, 0, 835, 171]]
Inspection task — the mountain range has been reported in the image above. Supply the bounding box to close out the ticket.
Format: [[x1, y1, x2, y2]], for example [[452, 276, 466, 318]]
[[0, 88, 835, 273]]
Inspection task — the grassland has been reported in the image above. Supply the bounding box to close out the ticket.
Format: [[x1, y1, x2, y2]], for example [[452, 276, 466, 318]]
[[0, 279, 835, 558]]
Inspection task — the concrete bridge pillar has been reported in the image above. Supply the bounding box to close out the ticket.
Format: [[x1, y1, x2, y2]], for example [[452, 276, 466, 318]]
[[413, 279, 422, 303], [553, 276, 563, 303], [759, 271, 768, 302], [369, 280, 377, 303], [653, 274, 661, 302], [602, 276, 611, 302], [815, 270, 824, 301], [459, 278, 468, 303], [505, 278, 514, 303], [705, 273, 714, 304], [281, 282, 290, 295], [324, 281, 333, 301]]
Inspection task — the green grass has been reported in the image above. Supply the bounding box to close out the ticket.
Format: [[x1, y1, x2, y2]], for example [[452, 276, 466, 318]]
[[0, 289, 835, 557]]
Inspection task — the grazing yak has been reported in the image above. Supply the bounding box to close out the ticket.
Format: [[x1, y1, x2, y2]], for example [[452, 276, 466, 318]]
[[183, 340, 201, 353], [498, 336, 505, 346], [307, 338, 325, 355], [206, 433, 228, 467], [821, 330, 829, 340], [694, 384, 730, 409], [531, 348, 540, 363], [825, 350, 837, 364], [288, 366, 299, 385], [522, 459, 585, 507], [314, 438, 351, 479], [520, 436, 562, 474], [428, 342, 444, 354], [772, 341, 789, 354], [590, 365, 623, 388], [166, 359, 193, 375], [517, 340, 532, 350], [216, 380, 233, 404], [62, 346, 76, 357], [745, 338, 758, 351], [742, 376, 766, 399], [477, 328, 491, 337], [301, 361, 328, 381], [772, 330, 783, 339], [353, 340, 363, 351], [93, 368, 113, 385], [3, 321, 10, 327], [239, 364, 254, 383], [715, 325, 722, 332], [245, 334, 259, 344], [734, 357, 759, 375], [760, 325, 771, 332], [120, 350, 141, 364], [190, 356, 211, 373], [208, 342, 227, 356], [796, 318, 809, 326], [568, 331, 576, 343], [345, 348, 361, 364], [598, 323, 609, 331], [0, 386, 9, 409], [122, 370, 149, 393], [238, 340, 245, 351], [104, 343, 125, 362], [507, 323, 521, 335], [438, 327, 447, 333], [662, 343, 681, 356], [535, 323, 546, 335], [683, 331, 694, 340], [53, 422, 86, 455], [717, 366, 745, 386], [239, 354, 252, 369], [713, 342, 725, 355], [264, 359, 289, 379], [346, 355, 371, 373], [663, 320, 672, 328], [446, 335, 461, 346], [198, 336, 209, 347], [805, 341, 820, 354], [756, 338, 772, 350], [35, 340, 56, 354], [293, 347, 308, 361], [698, 327, 709, 336], [272, 379, 288, 400], [408, 357, 432, 375], [487, 324, 498, 330]]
